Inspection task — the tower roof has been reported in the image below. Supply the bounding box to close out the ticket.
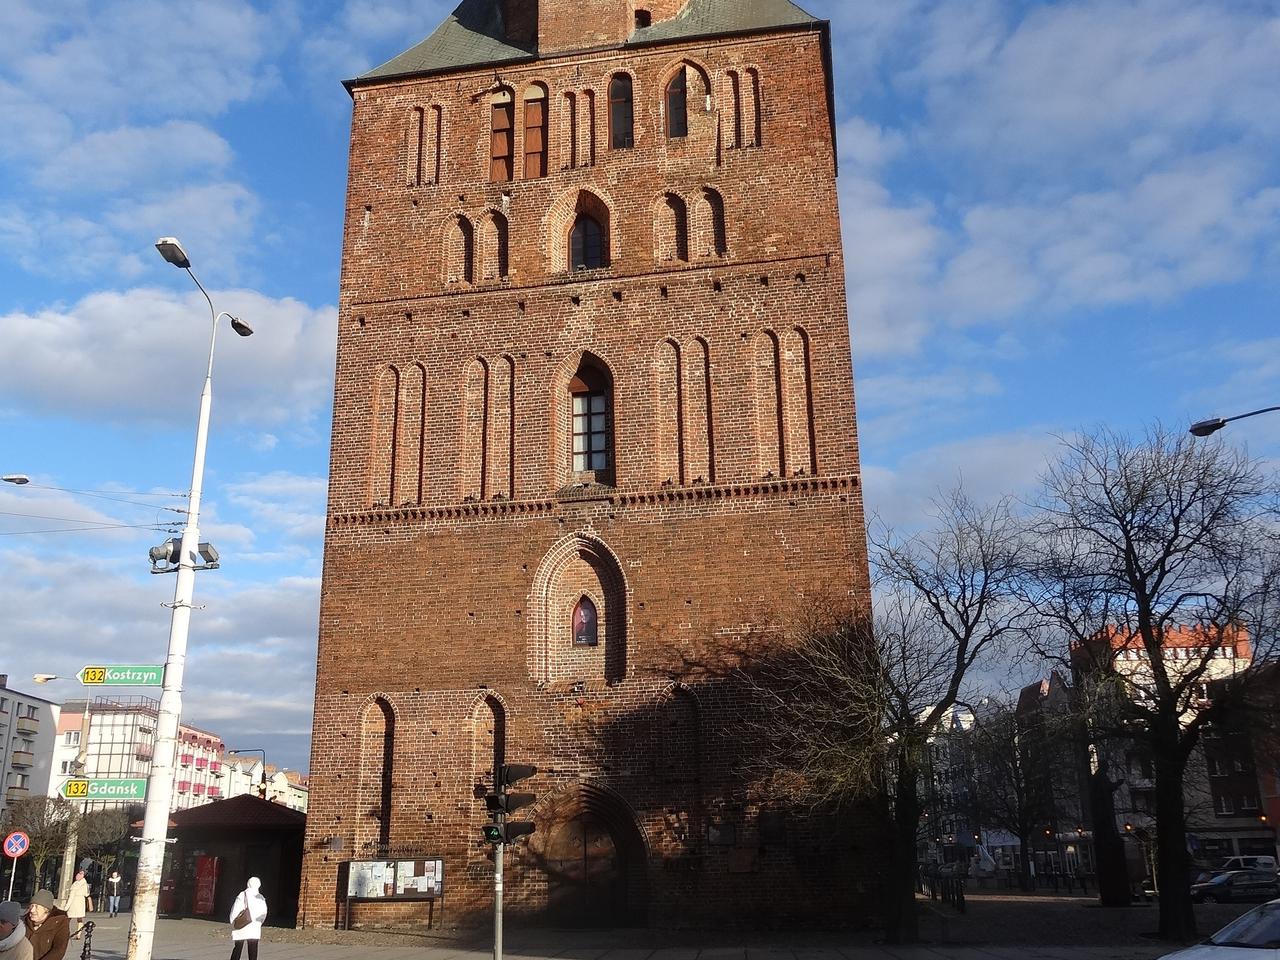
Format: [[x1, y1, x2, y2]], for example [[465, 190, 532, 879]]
[[350, 0, 822, 88]]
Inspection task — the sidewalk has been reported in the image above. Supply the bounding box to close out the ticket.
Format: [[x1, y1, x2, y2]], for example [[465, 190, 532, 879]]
[[78, 911, 1191, 960]]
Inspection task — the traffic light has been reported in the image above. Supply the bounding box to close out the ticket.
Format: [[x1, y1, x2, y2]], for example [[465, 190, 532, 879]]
[[482, 763, 537, 845]]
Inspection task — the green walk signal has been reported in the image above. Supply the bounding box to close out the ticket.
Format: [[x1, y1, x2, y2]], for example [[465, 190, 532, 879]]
[[481, 821, 535, 844]]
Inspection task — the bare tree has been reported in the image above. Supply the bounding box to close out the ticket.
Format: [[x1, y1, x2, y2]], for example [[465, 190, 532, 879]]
[[78, 808, 128, 891], [1, 796, 76, 889], [1028, 425, 1280, 940], [739, 490, 1032, 944]]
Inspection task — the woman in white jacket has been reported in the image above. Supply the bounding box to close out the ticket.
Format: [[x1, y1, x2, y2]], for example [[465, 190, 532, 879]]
[[228, 877, 268, 960]]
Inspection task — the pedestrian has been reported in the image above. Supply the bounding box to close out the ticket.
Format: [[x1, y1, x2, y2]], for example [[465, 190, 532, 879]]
[[105, 870, 122, 918], [24, 890, 68, 960], [0, 902, 33, 960], [227, 877, 268, 960], [63, 873, 91, 941]]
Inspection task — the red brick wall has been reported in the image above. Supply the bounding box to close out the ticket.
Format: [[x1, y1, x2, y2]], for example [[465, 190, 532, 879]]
[[303, 14, 879, 932]]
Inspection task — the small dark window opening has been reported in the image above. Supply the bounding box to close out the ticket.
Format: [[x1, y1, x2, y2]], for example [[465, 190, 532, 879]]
[[573, 596, 599, 646], [609, 74, 634, 149], [570, 214, 605, 270], [666, 66, 688, 138], [523, 88, 548, 179], [634, 9, 652, 28]]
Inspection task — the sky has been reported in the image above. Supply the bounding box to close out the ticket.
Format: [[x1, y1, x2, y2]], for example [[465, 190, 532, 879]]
[[1, 0, 1278, 774]]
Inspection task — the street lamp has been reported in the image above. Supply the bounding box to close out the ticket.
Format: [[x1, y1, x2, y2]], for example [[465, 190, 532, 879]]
[[127, 238, 253, 960], [1, 475, 29, 485], [31, 674, 59, 684], [1189, 405, 1280, 437]]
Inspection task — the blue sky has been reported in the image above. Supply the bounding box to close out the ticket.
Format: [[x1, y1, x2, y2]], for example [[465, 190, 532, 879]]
[[1, 0, 1278, 773]]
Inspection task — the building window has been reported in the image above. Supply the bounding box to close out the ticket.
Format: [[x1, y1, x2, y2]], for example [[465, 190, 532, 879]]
[[523, 84, 548, 179], [0, 698, 7, 712], [570, 214, 605, 270], [573, 596, 599, 646], [609, 74, 633, 149], [490, 89, 515, 182], [64, 731, 81, 746], [634, 9, 651, 28], [1214, 794, 1235, 816], [59, 761, 71, 775], [666, 66, 688, 138], [572, 391, 609, 472]]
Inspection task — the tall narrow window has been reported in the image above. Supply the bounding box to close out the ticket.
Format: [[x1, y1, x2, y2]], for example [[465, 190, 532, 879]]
[[523, 84, 548, 179], [490, 90, 514, 182], [406, 107, 425, 186], [564, 92, 578, 169], [570, 214, 605, 270], [728, 72, 743, 149], [609, 74, 633, 149], [571, 383, 610, 472], [573, 597, 599, 646], [666, 66, 688, 138]]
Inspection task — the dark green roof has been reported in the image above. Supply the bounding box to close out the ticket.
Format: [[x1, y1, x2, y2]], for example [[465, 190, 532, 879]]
[[628, 0, 819, 47], [350, 0, 821, 88]]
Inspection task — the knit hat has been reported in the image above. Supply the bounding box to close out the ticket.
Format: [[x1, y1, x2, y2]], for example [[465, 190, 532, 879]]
[[0, 902, 22, 926], [29, 889, 57, 910]]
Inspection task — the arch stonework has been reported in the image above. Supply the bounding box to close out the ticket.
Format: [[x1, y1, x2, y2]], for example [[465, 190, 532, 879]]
[[528, 532, 629, 686]]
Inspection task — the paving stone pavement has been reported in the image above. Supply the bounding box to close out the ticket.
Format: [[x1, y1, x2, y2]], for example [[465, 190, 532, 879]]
[[74, 913, 1194, 960]]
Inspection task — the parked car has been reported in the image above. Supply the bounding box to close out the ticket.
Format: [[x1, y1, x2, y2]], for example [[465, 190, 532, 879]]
[[1220, 856, 1279, 874], [1157, 899, 1280, 958], [1191, 870, 1280, 904]]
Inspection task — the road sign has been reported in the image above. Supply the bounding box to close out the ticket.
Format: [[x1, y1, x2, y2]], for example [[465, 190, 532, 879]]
[[76, 665, 163, 686], [3, 833, 28, 859], [59, 778, 148, 801]]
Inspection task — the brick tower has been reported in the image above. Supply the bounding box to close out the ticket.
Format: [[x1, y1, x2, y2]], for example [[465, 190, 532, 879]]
[[303, 0, 875, 929]]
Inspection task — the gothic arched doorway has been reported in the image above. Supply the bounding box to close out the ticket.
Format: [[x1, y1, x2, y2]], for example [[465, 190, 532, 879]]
[[522, 783, 648, 927], [545, 815, 624, 926]]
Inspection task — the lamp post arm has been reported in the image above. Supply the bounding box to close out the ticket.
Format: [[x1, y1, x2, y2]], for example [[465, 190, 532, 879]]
[[1222, 405, 1280, 426]]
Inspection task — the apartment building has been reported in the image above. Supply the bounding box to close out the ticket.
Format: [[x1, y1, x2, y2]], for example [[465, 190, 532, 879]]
[[0, 675, 60, 820]]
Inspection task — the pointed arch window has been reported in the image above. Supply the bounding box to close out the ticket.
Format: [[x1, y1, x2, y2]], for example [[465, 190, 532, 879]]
[[573, 596, 599, 647], [609, 74, 634, 149], [523, 84, 548, 179], [570, 362, 611, 474], [666, 66, 688, 138], [570, 214, 605, 270], [490, 89, 515, 182]]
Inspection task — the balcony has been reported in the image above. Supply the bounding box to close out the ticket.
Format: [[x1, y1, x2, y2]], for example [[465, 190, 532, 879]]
[[179, 753, 193, 766], [15, 717, 38, 735], [192, 783, 205, 795], [135, 747, 153, 762], [194, 757, 208, 770], [5, 787, 28, 803], [176, 780, 190, 793], [209, 762, 222, 775], [208, 786, 222, 798], [10, 751, 33, 769]]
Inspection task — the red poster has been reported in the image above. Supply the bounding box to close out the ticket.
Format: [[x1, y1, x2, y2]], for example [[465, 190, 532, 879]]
[[194, 856, 220, 916]]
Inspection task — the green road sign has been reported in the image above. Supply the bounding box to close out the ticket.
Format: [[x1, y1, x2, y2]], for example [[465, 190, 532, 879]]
[[59, 778, 148, 801], [76, 665, 163, 686]]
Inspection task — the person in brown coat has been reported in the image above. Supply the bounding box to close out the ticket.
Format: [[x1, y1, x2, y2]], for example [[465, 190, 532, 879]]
[[23, 891, 68, 960]]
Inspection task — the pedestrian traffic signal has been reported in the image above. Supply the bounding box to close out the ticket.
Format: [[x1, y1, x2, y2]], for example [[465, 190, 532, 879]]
[[482, 821, 535, 844], [481, 763, 538, 845]]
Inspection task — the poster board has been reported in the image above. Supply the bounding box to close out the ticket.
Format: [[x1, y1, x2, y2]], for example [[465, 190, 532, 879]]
[[346, 858, 443, 901]]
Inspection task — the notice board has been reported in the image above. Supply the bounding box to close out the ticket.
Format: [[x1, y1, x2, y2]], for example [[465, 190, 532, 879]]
[[346, 858, 443, 901]]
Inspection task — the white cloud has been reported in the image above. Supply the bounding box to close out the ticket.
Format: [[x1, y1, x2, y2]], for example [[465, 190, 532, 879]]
[[863, 430, 1059, 531], [224, 472, 328, 543], [302, 0, 455, 86], [0, 287, 336, 428], [915, 0, 1280, 179], [36, 121, 233, 193], [840, 175, 943, 356]]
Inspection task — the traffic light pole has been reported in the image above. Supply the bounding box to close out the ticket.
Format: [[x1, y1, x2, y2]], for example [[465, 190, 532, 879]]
[[493, 833, 504, 960]]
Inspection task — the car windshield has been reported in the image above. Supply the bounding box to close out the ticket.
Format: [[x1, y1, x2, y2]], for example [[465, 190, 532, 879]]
[[1210, 902, 1280, 947]]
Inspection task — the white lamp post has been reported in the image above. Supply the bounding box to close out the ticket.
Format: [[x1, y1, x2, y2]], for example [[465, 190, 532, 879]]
[[126, 238, 252, 960]]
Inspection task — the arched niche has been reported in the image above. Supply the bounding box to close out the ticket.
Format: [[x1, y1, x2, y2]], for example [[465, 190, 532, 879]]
[[528, 533, 628, 686]]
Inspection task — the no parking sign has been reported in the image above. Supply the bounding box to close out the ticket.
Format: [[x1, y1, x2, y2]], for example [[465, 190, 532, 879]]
[[4, 832, 28, 901], [3, 833, 27, 859]]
